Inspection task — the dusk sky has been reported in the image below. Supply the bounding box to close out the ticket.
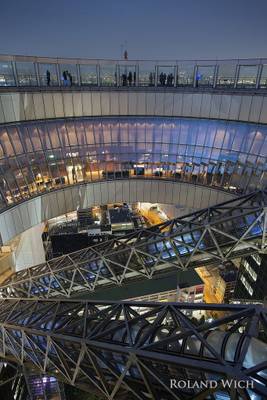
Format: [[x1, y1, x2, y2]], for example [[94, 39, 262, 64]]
[[1, 0, 267, 60]]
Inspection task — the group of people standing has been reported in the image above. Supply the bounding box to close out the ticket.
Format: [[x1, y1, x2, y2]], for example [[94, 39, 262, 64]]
[[121, 71, 136, 86], [159, 72, 174, 86], [45, 70, 73, 86]]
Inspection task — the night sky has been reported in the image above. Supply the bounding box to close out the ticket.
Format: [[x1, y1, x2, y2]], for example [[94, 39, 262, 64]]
[[0, 0, 267, 60]]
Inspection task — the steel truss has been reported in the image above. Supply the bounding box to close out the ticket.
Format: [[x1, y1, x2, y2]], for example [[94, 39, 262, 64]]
[[0, 299, 266, 399], [0, 361, 27, 399], [1, 190, 267, 299]]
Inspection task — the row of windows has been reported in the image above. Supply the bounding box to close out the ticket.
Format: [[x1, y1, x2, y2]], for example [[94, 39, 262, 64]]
[[0, 59, 267, 89], [0, 118, 266, 159], [0, 156, 264, 209], [0, 117, 265, 211]]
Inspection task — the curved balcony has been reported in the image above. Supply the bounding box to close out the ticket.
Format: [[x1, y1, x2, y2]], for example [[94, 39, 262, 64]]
[[0, 54, 267, 91], [0, 116, 266, 213]]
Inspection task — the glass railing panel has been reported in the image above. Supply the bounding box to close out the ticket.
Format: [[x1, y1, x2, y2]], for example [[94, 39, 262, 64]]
[[216, 63, 236, 87], [0, 61, 15, 86], [118, 63, 137, 86], [259, 65, 267, 88], [59, 63, 78, 86], [38, 63, 58, 86], [196, 65, 215, 87], [80, 64, 98, 86], [157, 66, 175, 87], [16, 61, 37, 86], [100, 64, 116, 86], [177, 63, 194, 86], [138, 62, 156, 86], [237, 65, 258, 88]]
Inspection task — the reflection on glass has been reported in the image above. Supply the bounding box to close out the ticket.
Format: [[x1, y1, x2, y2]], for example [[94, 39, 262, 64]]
[[16, 62, 37, 86], [0, 62, 15, 86], [138, 63, 156, 86], [237, 65, 258, 88], [196, 66, 215, 87], [100, 65, 116, 86], [259, 65, 267, 88], [0, 117, 265, 210], [38, 63, 58, 86], [80, 64, 98, 85], [217, 63, 236, 87], [157, 66, 175, 87], [177, 64, 194, 86]]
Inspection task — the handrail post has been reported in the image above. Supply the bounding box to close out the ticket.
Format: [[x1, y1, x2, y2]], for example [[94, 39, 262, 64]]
[[256, 63, 262, 89], [34, 62, 40, 87], [12, 61, 18, 87], [213, 64, 219, 89], [77, 63, 81, 86], [56, 62, 61, 87], [234, 62, 240, 89]]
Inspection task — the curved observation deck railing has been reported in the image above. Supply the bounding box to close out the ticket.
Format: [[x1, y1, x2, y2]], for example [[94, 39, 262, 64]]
[[0, 54, 267, 91]]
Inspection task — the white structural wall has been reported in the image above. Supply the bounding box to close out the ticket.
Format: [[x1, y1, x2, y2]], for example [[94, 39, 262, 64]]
[[0, 90, 267, 124], [13, 223, 46, 271], [0, 179, 235, 244]]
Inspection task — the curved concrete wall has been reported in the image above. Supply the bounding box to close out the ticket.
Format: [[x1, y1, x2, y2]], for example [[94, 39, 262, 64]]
[[0, 179, 235, 244], [0, 90, 267, 124]]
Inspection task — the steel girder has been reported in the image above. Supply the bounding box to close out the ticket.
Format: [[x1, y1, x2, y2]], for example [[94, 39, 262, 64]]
[[0, 299, 266, 399], [1, 190, 266, 299]]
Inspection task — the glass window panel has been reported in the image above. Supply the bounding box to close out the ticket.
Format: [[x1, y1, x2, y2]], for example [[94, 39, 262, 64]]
[[177, 64, 194, 86], [196, 66, 215, 87], [231, 125, 246, 151], [19, 126, 33, 153], [38, 63, 58, 86], [217, 63, 236, 87], [237, 65, 258, 88], [16, 62, 37, 86], [213, 126, 226, 148], [250, 130, 265, 154], [38, 124, 52, 150], [57, 123, 70, 147], [59, 64, 78, 86], [47, 124, 60, 148], [153, 125, 162, 143], [118, 64, 136, 86], [240, 127, 255, 153], [138, 62, 156, 86], [0, 61, 15, 86], [80, 64, 98, 85], [100, 65, 116, 86], [157, 66, 175, 87], [195, 124, 206, 146], [75, 122, 87, 146], [84, 121, 95, 145], [27, 126, 42, 150], [204, 123, 217, 147], [259, 65, 267, 88], [66, 122, 78, 146], [93, 123, 103, 146], [119, 123, 129, 143], [111, 123, 120, 143], [7, 127, 23, 154], [0, 128, 14, 156]]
